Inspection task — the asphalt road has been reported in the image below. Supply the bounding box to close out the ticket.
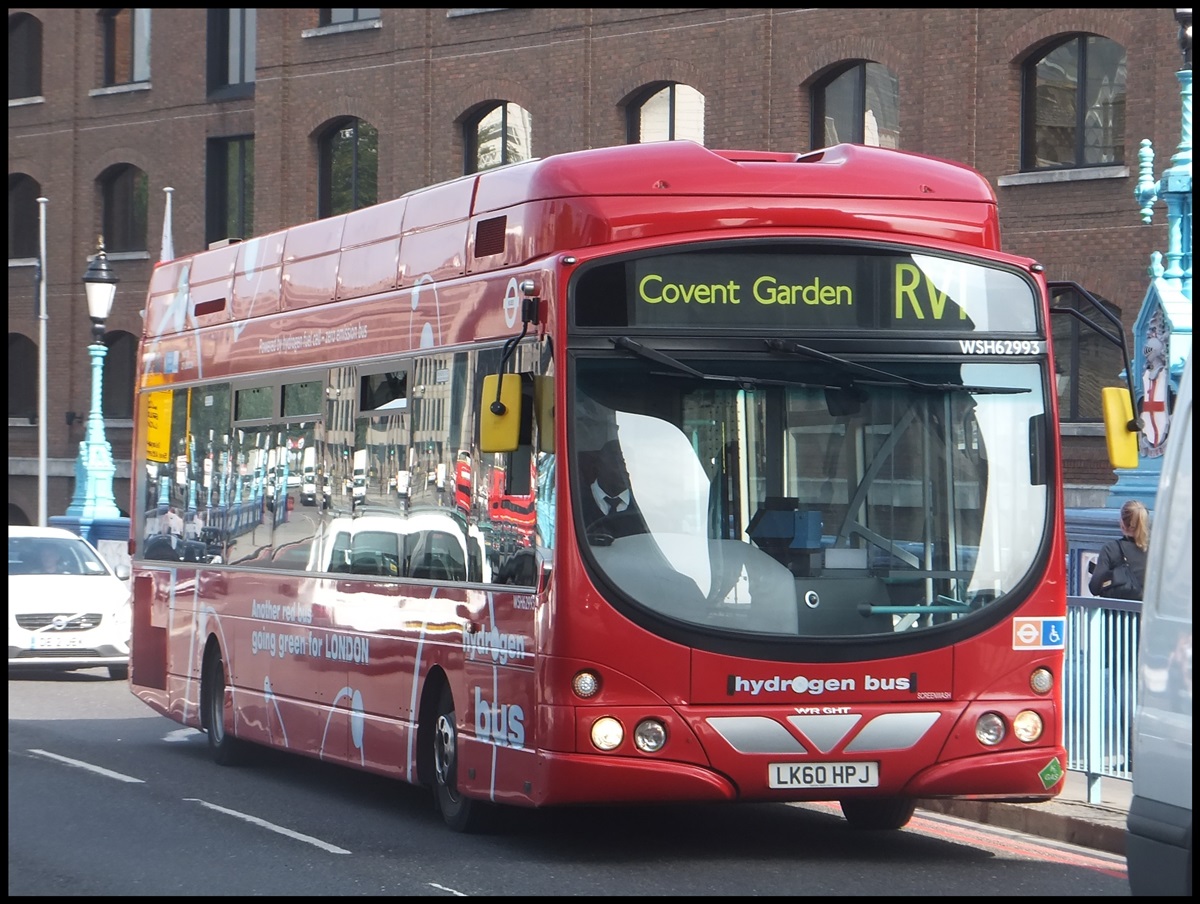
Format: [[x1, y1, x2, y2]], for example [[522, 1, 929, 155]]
[[8, 669, 1130, 896]]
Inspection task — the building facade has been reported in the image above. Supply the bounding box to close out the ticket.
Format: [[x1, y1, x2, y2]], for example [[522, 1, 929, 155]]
[[7, 8, 1185, 525]]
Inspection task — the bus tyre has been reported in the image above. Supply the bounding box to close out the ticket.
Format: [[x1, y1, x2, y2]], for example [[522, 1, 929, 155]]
[[201, 644, 248, 767], [432, 685, 494, 833], [839, 797, 917, 831]]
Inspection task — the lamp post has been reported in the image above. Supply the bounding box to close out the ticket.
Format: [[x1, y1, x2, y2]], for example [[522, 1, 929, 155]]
[[1108, 7, 1193, 507], [63, 236, 122, 524]]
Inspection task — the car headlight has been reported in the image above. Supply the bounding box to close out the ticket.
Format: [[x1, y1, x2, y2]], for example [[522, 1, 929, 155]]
[[975, 711, 1006, 746], [590, 717, 624, 751], [1012, 710, 1043, 743], [633, 719, 667, 753]]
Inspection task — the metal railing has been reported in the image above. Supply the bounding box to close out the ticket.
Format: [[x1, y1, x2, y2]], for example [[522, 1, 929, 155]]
[[1064, 594, 1141, 803]]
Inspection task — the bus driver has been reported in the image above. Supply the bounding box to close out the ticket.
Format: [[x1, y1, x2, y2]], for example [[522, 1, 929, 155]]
[[580, 439, 646, 538]]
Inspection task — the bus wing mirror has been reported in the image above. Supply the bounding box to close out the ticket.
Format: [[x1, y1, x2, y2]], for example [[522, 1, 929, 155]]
[[480, 373, 522, 452], [1101, 386, 1139, 469], [534, 375, 555, 454]]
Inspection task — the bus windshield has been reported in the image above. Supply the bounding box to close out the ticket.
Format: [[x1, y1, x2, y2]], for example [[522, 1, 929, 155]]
[[572, 355, 1048, 637]]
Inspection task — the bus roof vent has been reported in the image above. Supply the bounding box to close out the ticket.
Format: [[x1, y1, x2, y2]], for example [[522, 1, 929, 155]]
[[474, 216, 507, 258]]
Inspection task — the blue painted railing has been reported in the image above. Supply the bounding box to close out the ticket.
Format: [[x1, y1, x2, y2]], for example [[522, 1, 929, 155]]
[[1064, 595, 1141, 803]]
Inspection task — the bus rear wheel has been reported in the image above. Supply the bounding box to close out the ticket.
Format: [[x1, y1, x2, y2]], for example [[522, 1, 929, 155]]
[[839, 797, 917, 830], [201, 643, 248, 766], [432, 685, 494, 833]]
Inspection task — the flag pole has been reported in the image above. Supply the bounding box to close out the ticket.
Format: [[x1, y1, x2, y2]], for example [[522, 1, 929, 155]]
[[160, 186, 175, 262], [37, 196, 49, 526]]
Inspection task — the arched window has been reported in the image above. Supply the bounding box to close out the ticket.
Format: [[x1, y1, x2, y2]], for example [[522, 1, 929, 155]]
[[465, 102, 532, 174], [103, 331, 138, 420], [1021, 35, 1126, 170], [626, 82, 705, 144], [9, 173, 41, 260], [8, 333, 37, 420], [8, 12, 43, 99], [1049, 284, 1126, 423], [811, 61, 900, 149], [99, 163, 148, 253], [318, 117, 378, 218]]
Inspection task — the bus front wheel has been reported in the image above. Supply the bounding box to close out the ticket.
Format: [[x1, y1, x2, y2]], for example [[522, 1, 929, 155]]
[[432, 684, 494, 833], [839, 797, 917, 830], [201, 643, 248, 766]]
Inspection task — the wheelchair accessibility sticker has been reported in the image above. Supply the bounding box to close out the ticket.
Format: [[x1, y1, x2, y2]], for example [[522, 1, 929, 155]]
[[1012, 617, 1066, 650]]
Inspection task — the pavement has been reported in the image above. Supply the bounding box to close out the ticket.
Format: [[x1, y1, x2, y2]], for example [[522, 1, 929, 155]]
[[918, 770, 1131, 855]]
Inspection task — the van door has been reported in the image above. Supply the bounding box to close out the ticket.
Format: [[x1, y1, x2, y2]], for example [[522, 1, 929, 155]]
[[1125, 352, 1192, 896]]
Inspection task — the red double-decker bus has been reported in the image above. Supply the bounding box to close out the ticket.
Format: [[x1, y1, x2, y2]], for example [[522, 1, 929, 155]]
[[129, 141, 1101, 833]]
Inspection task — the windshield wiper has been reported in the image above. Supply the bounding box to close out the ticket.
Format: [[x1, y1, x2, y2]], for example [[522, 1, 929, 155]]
[[609, 336, 832, 389], [764, 338, 1029, 395]]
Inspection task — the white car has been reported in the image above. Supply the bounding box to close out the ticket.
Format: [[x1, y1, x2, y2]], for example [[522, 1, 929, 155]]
[[8, 525, 132, 680]]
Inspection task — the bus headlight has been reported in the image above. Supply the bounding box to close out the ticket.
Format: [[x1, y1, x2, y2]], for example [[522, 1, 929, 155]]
[[1012, 710, 1043, 743], [590, 717, 624, 751], [633, 719, 667, 753], [572, 670, 601, 698], [1029, 667, 1054, 695], [975, 712, 1007, 746]]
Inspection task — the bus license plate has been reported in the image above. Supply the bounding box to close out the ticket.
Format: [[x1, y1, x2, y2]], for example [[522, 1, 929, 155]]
[[769, 761, 879, 789]]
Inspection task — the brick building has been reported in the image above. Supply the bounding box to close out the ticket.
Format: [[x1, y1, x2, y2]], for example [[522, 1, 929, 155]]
[[7, 8, 1186, 525]]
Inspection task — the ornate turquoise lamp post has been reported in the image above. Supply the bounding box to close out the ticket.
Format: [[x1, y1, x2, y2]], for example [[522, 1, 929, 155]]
[[1067, 11, 1192, 592], [64, 237, 122, 523], [1108, 8, 1193, 507]]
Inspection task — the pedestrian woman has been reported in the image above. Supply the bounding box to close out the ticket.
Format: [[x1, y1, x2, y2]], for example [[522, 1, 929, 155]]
[[1088, 500, 1150, 599]]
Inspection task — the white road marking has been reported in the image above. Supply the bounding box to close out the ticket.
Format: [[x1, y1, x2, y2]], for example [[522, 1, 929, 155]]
[[28, 748, 144, 783], [184, 798, 351, 854]]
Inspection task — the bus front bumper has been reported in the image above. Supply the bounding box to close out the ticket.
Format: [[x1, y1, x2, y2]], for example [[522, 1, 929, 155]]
[[903, 746, 1069, 801]]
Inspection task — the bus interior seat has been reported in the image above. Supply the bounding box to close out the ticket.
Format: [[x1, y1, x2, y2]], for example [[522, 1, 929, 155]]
[[705, 538, 800, 634]]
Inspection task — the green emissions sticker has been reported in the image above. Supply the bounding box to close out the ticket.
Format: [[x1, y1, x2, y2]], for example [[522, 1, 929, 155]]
[[1039, 757, 1065, 790]]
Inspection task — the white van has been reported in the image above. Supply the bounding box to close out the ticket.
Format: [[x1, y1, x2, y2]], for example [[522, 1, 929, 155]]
[[351, 448, 367, 506], [300, 447, 318, 506], [1125, 351, 1192, 896]]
